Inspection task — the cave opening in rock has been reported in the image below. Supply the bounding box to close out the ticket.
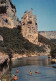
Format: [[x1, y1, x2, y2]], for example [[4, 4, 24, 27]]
[[28, 21, 32, 24], [0, 6, 6, 14]]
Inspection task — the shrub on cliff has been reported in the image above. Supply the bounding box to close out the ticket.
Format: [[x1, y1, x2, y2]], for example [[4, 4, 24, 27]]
[[0, 27, 45, 55]]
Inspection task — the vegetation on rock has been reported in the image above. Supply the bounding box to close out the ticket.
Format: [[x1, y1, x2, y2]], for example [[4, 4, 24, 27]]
[[38, 33, 56, 58], [0, 27, 46, 57]]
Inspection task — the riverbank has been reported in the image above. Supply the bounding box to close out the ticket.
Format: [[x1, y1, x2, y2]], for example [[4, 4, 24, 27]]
[[0, 51, 50, 63], [0, 52, 9, 65], [12, 54, 37, 61], [51, 58, 56, 63], [12, 53, 56, 63], [11, 52, 49, 61]]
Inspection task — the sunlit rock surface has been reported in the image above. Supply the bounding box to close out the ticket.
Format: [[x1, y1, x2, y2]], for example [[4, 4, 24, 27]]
[[21, 8, 38, 45], [0, 0, 20, 28]]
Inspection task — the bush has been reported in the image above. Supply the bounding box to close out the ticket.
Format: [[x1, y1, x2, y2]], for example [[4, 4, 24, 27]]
[[0, 27, 45, 56]]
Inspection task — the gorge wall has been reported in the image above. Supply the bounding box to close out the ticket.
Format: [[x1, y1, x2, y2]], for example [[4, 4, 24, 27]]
[[0, 0, 20, 28], [0, 0, 38, 45], [0, 0, 51, 56]]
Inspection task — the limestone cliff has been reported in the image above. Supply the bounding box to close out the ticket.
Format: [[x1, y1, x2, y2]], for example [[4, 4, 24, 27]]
[[0, 0, 20, 28], [39, 31, 56, 40], [21, 8, 38, 45]]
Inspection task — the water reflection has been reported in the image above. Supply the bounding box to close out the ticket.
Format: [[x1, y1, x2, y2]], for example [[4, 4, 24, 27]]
[[12, 56, 51, 68], [0, 55, 56, 81]]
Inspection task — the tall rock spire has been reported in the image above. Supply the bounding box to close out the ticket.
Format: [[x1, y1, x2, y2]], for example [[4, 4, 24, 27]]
[[21, 9, 38, 45], [30, 8, 33, 15]]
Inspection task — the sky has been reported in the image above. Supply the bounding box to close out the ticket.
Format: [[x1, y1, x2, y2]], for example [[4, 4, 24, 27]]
[[12, 0, 56, 31]]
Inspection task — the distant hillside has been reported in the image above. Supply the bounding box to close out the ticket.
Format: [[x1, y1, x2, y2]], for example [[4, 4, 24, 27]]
[[39, 31, 56, 40], [38, 32, 56, 58]]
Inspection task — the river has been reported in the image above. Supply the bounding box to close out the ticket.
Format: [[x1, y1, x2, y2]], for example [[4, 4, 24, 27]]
[[0, 55, 56, 81]]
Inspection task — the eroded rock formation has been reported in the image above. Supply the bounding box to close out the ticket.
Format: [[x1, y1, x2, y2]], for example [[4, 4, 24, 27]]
[[21, 8, 38, 44], [0, 0, 20, 28]]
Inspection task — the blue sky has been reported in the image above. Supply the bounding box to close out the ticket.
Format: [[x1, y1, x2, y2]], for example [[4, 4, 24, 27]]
[[12, 0, 56, 31]]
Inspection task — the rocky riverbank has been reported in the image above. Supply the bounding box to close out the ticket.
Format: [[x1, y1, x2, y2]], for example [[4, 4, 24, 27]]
[[51, 58, 56, 63], [11, 51, 50, 61], [0, 52, 9, 65]]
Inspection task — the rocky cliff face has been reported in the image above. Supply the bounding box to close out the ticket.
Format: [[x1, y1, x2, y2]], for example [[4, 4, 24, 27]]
[[39, 31, 56, 39], [21, 8, 38, 45], [0, 0, 20, 28]]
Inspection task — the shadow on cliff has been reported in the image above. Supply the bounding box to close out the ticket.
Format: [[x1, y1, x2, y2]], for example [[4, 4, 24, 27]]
[[0, 27, 46, 57]]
